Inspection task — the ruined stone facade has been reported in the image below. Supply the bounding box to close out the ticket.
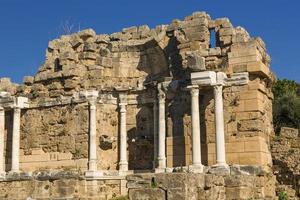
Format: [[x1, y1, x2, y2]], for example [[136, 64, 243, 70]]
[[0, 12, 277, 199], [271, 127, 300, 199]]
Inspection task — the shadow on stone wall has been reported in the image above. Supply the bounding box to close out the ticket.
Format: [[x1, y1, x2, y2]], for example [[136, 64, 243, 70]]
[[4, 110, 13, 171]]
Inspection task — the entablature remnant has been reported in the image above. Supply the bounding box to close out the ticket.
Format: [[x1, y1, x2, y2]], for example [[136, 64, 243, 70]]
[[0, 11, 274, 104]]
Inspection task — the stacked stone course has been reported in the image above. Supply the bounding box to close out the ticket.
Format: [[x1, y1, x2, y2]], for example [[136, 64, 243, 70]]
[[0, 11, 278, 199]]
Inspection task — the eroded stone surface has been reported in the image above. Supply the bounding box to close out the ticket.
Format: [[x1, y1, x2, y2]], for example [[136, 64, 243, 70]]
[[0, 11, 279, 199]]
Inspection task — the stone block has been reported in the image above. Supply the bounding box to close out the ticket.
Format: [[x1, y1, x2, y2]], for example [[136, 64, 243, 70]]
[[79, 52, 97, 60], [167, 188, 185, 200], [244, 138, 268, 153], [218, 27, 235, 36], [186, 52, 206, 71], [208, 47, 221, 56], [83, 42, 97, 52], [78, 29, 96, 40], [239, 90, 264, 101], [226, 141, 245, 153], [57, 153, 73, 161], [226, 186, 254, 199], [243, 99, 265, 112], [23, 76, 34, 85], [238, 119, 264, 132], [246, 61, 271, 78], [226, 153, 240, 164], [230, 165, 267, 176], [207, 143, 216, 154], [129, 188, 165, 200], [207, 153, 216, 166], [122, 26, 138, 34], [31, 148, 45, 155], [205, 174, 225, 188], [280, 127, 299, 139], [20, 154, 50, 163], [238, 152, 264, 165]]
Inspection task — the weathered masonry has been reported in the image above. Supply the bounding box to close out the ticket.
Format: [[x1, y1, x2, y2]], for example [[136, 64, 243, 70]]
[[0, 11, 276, 199]]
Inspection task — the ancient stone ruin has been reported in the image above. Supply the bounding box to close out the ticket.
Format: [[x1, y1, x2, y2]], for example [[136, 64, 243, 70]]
[[0, 11, 289, 199]]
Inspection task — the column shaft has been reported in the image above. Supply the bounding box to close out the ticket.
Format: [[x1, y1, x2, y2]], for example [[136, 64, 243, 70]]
[[0, 107, 5, 174], [157, 90, 166, 169], [119, 103, 128, 172], [88, 102, 98, 171], [153, 100, 158, 169], [190, 87, 202, 166], [214, 85, 227, 166], [11, 107, 21, 172]]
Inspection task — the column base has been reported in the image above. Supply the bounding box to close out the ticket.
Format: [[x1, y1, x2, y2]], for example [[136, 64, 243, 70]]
[[118, 170, 131, 176], [0, 172, 5, 180], [157, 157, 166, 169], [119, 161, 128, 172], [85, 170, 103, 179], [188, 164, 204, 173], [155, 167, 173, 173], [209, 164, 230, 175], [152, 160, 157, 169], [9, 170, 20, 174]]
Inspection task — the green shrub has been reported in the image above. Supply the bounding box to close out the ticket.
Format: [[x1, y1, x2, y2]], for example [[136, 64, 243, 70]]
[[278, 191, 288, 200], [272, 79, 300, 134]]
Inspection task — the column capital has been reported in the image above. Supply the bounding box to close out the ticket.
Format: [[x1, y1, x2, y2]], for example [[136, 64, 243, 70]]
[[80, 90, 99, 103], [13, 106, 21, 113], [0, 106, 4, 113], [88, 98, 98, 107], [119, 103, 127, 113], [118, 92, 127, 105], [187, 85, 199, 97], [157, 88, 166, 103], [213, 84, 223, 93]]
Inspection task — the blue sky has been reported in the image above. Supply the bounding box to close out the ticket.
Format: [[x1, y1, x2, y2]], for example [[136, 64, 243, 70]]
[[0, 0, 299, 83]]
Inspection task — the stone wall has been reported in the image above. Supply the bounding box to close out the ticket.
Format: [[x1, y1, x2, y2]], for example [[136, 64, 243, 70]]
[[127, 168, 276, 200], [2, 104, 90, 172], [271, 127, 300, 199], [1, 11, 275, 172], [0, 171, 126, 200]]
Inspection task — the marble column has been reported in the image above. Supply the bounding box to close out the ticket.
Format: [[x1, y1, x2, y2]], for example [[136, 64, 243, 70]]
[[190, 86, 203, 171], [11, 107, 21, 173], [86, 98, 102, 178], [156, 89, 166, 171], [0, 106, 5, 177], [119, 100, 128, 173], [153, 99, 158, 169], [213, 85, 227, 167]]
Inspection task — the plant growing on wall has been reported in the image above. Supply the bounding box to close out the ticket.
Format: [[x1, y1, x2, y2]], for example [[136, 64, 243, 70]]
[[278, 191, 288, 200], [272, 79, 300, 134]]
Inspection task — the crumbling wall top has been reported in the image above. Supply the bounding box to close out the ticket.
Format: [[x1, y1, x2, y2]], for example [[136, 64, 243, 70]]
[[4, 11, 274, 101]]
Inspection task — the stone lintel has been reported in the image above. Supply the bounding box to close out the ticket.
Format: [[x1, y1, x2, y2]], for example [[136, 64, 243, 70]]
[[0, 92, 11, 98], [191, 71, 216, 86], [1, 96, 30, 110], [216, 72, 227, 85], [14, 97, 29, 109]]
